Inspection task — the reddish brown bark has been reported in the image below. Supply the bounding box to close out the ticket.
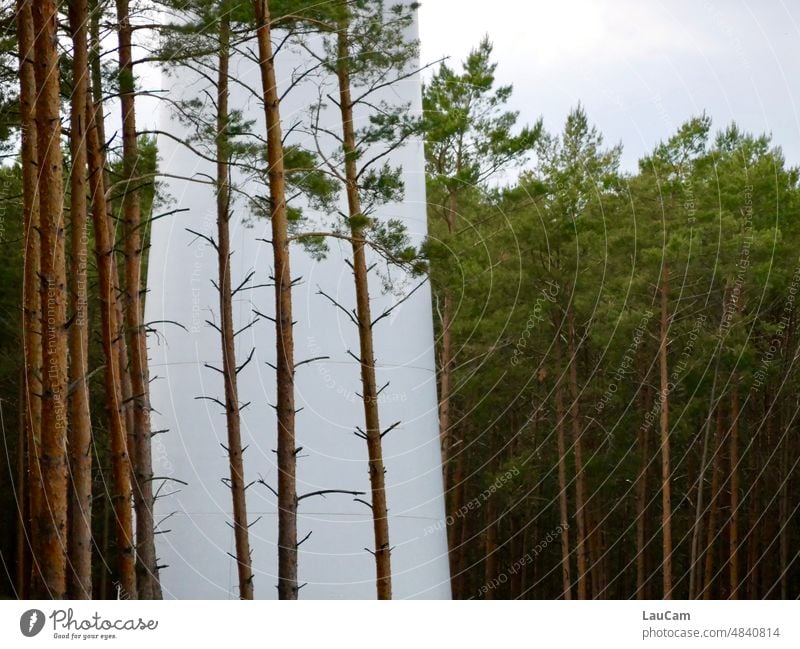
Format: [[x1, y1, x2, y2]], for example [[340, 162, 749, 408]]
[[483, 494, 498, 599], [553, 327, 572, 600], [702, 407, 724, 599], [659, 268, 673, 599], [635, 382, 652, 599], [253, 0, 298, 600], [67, 0, 94, 599], [216, 3, 254, 599], [115, 0, 161, 599], [567, 307, 588, 599], [32, 0, 69, 600], [335, 7, 392, 599], [87, 73, 137, 599], [16, 0, 40, 599], [728, 381, 740, 598]]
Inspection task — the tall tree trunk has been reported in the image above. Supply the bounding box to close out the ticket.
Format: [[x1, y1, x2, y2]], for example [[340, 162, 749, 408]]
[[253, 0, 298, 600], [115, 0, 161, 599], [703, 406, 724, 599], [779, 405, 789, 600], [659, 267, 673, 599], [553, 325, 572, 600], [335, 7, 392, 599], [86, 74, 138, 599], [567, 307, 588, 599], [450, 431, 466, 598], [746, 437, 760, 601], [16, 0, 40, 599], [439, 192, 458, 589], [67, 0, 94, 599], [438, 190, 458, 465], [483, 493, 498, 599], [90, 0, 136, 441], [16, 376, 29, 598], [32, 0, 69, 600], [636, 381, 652, 599], [689, 365, 718, 599], [216, 5, 254, 599], [728, 381, 740, 598]]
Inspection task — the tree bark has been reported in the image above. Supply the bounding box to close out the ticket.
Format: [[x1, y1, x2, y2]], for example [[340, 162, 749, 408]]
[[702, 406, 724, 599], [567, 307, 588, 599], [689, 365, 718, 599], [659, 267, 673, 599], [115, 0, 161, 599], [483, 494, 497, 599], [90, 0, 136, 442], [16, 0, 40, 599], [87, 73, 138, 599], [216, 4, 254, 599], [253, 0, 298, 600], [32, 0, 69, 600], [728, 381, 740, 598], [450, 431, 466, 598], [553, 325, 572, 600], [335, 6, 392, 599], [67, 0, 94, 600], [635, 382, 651, 599], [779, 403, 789, 600], [438, 190, 458, 467]]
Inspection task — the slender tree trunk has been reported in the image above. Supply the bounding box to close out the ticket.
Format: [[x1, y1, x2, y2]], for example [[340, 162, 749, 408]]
[[32, 0, 69, 600], [115, 0, 161, 599], [703, 406, 724, 599], [483, 493, 498, 599], [89, 0, 135, 442], [746, 441, 760, 601], [779, 407, 789, 600], [439, 193, 458, 586], [99, 489, 110, 599], [728, 381, 740, 598], [335, 8, 392, 599], [553, 326, 572, 600], [510, 518, 523, 599], [438, 190, 458, 465], [588, 505, 604, 598], [16, 0, 40, 599], [567, 307, 588, 599], [450, 431, 466, 598], [635, 382, 651, 599], [658, 267, 673, 599], [253, 0, 298, 600], [16, 375, 29, 598], [689, 365, 718, 599], [216, 5, 254, 599], [67, 0, 94, 599], [86, 74, 137, 599]]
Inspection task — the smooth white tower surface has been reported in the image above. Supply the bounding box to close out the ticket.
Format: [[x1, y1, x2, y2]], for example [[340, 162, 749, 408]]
[[145, 7, 451, 599]]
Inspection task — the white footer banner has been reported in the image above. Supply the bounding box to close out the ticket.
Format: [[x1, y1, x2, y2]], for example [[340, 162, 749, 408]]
[[0, 601, 795, 648]]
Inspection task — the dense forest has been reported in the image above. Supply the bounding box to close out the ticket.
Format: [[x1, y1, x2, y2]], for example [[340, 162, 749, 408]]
[[0, 0, 798, 600]]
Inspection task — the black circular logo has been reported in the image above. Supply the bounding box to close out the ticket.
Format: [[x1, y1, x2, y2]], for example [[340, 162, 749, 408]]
[[20, 609, 45, 637]]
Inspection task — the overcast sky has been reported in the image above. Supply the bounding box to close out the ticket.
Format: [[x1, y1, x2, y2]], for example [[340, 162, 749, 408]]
[[419, 0, 800, 172]]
